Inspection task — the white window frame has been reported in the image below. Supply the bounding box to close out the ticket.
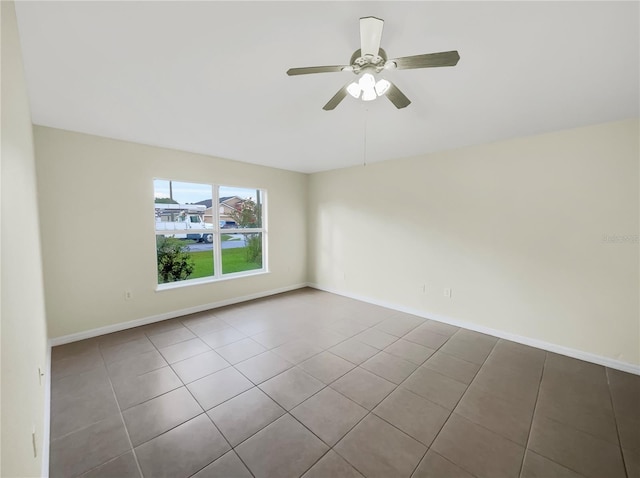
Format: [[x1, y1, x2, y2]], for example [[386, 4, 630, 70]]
[[154, 180, 267, 290]]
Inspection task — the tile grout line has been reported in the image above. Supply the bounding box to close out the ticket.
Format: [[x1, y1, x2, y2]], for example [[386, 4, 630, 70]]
[[218, 356, 355, 452], [604, 367, 630, 478], [54, 345, 278, 473], [295, 318, 461, 476], [99, 306, 280, 458], [96, 342, 145, 478], [47, 365, 115, 442], [195, 303, 386, 476], [229, 306, 408, 397], [316, 313, 443, 372], [76, 451, 138, 478], [513, 356, 612, 478], [221, 306, 416, 476], [50, 294, 363, 475], [320, 327, 469, 477], [300, 397, 392, 476], [167, 303, 363, 474], [143, 317, 257, 478], [186, 449, 255, 478], [329, 350, 452, 476], [119, 349, 257, 453], [516, 351, 547, 478], [526, 415, 602, 478], [454, 345, 552, 448], [201, 327, 248, 349], [200, 412, 256, 478], [49, 365, 142, 476], [419, 452, 482, 478], [109, 329, 198, 414], [522, 360, 623, 478], [116, 324, 208, 454], [52, 302, 460, 476], [405, 333, 497, 478]]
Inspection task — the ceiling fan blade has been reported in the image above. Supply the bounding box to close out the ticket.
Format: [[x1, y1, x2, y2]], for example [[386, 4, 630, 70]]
[[391, 51, 460, 70], [385, 82, 411, 109], [287, 65, 349, 76], [360, 17, 384, 57], [323, 85, 350, 111]]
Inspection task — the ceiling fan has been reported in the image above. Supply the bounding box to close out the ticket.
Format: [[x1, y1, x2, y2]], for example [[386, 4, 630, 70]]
[[286, 17, 460, 111]]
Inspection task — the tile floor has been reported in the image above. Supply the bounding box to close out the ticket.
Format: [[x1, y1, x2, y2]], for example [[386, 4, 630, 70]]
[[49, 288, 640, 478]]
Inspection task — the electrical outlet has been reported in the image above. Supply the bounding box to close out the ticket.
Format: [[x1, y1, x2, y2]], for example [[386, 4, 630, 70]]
[[444, 288, 452, 298], [124, 290, 132, 300], [38, 367, 44, 386]]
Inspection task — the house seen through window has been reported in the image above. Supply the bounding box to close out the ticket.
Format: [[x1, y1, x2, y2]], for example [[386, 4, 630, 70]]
[[154, 179, 265, 285]]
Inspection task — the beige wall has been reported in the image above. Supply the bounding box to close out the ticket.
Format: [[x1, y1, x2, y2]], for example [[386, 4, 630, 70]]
[[1, 1, 49, 475], [35, 127, 308, 338], [308, 119, 640, 367]]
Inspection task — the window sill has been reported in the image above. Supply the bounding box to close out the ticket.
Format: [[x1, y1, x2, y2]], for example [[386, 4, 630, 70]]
[[155, 269, 270, 292]]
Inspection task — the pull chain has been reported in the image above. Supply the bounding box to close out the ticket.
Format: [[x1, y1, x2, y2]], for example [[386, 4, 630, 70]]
[[363, 107, 368, 167]]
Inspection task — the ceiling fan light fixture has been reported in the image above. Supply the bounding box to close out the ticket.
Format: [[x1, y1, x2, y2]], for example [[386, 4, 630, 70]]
[[374, 78, 390, 96], [358, 72, 376, 89], [361, 88, 377, 101], [358, 72, 377, 101], [347, 82, 362, 98], [287, 16, 460, 110], [348, 75, 389, 102]]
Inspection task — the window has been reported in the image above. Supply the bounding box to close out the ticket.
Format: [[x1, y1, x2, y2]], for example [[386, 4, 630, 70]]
[[154, 179, 266, 286]]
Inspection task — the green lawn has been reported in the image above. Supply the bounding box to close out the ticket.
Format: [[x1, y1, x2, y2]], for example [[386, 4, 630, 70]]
[[188, 247, 261, 278], [157, 239, 262, 284], [189, 250, 214, 278]]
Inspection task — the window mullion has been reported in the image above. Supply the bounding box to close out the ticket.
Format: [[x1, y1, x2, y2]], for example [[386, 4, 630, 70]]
[[223, 228, 264, 234], [213, 184, 222, 279], [262, 188, 268, 272]]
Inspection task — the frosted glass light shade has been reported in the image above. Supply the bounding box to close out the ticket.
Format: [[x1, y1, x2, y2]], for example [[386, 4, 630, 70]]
[[358, 73, 376, 89], [347, 73, 390, 102], [347, 82, 361, 98], [375, 79, 390, 96], [361, 88, 377, 101]]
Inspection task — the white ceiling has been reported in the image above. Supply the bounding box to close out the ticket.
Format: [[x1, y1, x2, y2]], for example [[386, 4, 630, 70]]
[[15, 1, 639, 173]]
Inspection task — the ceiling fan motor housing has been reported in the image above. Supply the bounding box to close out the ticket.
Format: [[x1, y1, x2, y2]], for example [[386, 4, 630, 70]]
[[350, 48, 388, 74]]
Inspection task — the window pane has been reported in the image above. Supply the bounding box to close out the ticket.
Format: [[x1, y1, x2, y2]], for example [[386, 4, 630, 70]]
[[155, 180, 215, 285], [154, 179, 213, 231], [156, 234, 214, 284], [218, 186, 263, 228], [222, 233, 263, 274]]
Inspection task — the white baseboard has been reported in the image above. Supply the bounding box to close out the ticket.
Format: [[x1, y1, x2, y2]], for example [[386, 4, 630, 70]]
[[49, 283, 307, 346], [307, 283, 640, 376], [42, 343, 51, 477]]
